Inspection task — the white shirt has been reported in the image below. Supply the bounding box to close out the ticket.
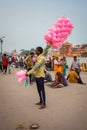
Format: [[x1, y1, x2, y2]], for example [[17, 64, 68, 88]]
[[71, 61, 80, 70], [54, 59, 58, 65]]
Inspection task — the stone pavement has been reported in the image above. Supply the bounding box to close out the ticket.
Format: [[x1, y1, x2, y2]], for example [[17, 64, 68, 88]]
[[0, 68, 87, 130]]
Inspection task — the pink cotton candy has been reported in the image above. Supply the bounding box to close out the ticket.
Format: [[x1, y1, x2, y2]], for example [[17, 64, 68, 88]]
[[44, 16, 74, 49], [16, 70, 26, 83], [32, 57, 36, 62]]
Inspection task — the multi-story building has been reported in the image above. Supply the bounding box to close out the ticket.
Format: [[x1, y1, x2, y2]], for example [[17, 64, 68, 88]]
[[47, 42, 87, 57], [60, 42, 72, 56]]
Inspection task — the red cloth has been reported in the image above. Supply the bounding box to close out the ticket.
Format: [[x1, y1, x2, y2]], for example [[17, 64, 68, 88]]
[[2, 58, 8, 66]]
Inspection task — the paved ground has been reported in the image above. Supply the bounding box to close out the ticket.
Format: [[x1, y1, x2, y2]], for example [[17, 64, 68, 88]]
[[0, 68, 87, 130]]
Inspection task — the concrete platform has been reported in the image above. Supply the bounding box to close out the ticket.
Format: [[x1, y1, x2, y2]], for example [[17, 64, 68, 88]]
[[0, 68, 87, 130]]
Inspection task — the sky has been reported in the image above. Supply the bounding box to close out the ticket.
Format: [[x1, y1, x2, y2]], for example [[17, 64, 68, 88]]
[[0, 0, 87, 52]]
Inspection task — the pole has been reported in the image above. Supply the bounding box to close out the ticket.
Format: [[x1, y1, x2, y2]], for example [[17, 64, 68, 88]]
[[0, 36, 5, 54], [1, 39, 3, 54]]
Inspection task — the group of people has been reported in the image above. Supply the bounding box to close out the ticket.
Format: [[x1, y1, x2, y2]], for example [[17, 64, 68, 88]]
[[46, 55, 85, 85], [46, 56, 68, 88], [0, 54, 27, 74], [0, 54, 11, 74], [67, 56, 85, 84], [23, 45, 68, 109], [0, 44, 85, 110]]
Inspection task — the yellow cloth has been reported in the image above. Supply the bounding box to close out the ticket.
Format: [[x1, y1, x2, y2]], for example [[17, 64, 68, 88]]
[[27, 44, 51, 77], [82, 63, 87, 71], [24, 55, 33, 68], [68, 70, 79, 83], [27, 54, 45, 78], [54, 64, 63, 74]]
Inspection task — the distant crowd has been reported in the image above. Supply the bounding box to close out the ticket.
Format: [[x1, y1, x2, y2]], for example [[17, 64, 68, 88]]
[[0, 53, 86, 87]]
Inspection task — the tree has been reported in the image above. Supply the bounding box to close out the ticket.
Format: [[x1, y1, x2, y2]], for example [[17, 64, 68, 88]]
[[21, 50, 30, 56], [30, 48, 35, 53]]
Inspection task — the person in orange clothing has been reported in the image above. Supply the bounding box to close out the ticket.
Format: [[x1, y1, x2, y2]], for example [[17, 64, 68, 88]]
[[67, 68, 85, 84], [67, 69, 79, 83], [53, 56, 63, 74]]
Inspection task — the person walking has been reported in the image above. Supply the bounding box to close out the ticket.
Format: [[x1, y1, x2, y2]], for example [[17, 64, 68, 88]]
[[2, 54, 8, 74]]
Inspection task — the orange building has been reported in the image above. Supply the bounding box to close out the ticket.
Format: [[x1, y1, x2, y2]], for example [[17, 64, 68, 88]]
[[60, 42, 73, 57]]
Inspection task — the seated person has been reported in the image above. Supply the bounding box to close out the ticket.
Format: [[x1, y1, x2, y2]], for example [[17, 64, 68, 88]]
[[44, 70, 52, 82], [48, 72, 68, 88], [67, 68, 84, 84]]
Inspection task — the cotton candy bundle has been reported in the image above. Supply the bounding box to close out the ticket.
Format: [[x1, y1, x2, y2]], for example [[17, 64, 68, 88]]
[[32, 57, 36, 62], [16, 70, 26, 83], [44, 16, 74, 49]]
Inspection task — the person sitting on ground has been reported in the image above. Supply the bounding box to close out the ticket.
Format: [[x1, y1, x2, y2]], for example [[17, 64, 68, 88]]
[[49, 72, 68, 88], [67, 68, 85, 84], [44, 70, 52, 82]]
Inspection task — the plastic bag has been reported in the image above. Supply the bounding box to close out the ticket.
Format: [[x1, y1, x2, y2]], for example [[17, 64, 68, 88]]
[[24, 76, 29, 87]]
